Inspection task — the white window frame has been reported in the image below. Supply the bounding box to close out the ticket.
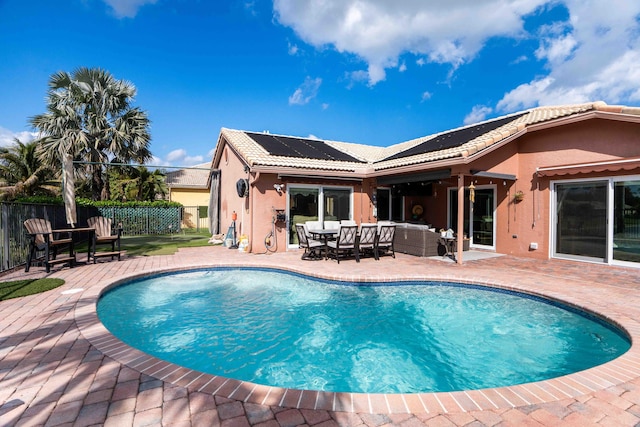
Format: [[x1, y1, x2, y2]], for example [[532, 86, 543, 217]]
[[286, 184, 354, 249], [550, 174, 640, 268], [447, 184, 497, 250]]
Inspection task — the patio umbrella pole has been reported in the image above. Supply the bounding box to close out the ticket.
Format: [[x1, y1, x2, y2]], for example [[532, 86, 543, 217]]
[[62, 153, 77, 228]]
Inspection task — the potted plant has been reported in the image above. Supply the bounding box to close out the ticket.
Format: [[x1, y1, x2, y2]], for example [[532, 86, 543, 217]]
[[514, 191, 525, 203]]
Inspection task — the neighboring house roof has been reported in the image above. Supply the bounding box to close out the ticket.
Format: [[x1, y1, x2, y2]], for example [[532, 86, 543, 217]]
[[166, 162, 212, 189], [213, 102, 640, 177]]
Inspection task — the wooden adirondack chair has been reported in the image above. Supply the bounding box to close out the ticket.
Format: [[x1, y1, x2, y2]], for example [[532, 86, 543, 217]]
[[87, 216, 122, 262], [24, 218, 74, 272]]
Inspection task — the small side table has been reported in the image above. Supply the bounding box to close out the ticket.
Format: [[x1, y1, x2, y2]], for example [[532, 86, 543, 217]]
[[440, 237, 456, 260]]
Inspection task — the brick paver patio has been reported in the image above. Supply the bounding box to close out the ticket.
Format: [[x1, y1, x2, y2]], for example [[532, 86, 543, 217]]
[[2, 246, 640, 426]]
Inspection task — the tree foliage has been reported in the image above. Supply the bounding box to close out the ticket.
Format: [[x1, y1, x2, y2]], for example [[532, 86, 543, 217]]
[[0, 138, 57, 200], [110, 166, 168, 202], [30, 67, 152, 200]]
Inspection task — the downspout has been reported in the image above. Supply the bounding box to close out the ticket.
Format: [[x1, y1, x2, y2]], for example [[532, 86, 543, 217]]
[[360, 183, 363, 224], [247, 170, 263, 253], [247, 167, 255, 253], [457, 173, 464, 264]]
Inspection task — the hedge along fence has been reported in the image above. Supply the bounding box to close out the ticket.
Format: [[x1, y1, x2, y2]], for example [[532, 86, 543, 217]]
[[94, 206, 181, 236], [0, 202, 183, 273]]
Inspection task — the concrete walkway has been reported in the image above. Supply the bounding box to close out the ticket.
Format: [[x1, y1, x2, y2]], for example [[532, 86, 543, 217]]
[[2, 246, 640, 426]]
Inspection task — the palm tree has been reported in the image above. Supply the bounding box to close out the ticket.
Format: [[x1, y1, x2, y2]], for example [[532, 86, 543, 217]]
[[110, 166, 168, 202], [0, 138, 57, 200], [30, 67, 152, 200], [135, 168, 168, 201]]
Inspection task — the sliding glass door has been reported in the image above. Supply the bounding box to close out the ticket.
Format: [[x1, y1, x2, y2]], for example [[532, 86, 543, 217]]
[[552, 177, 640, 265], [554, 181, 607, 260], [288, 185, 353, 246], [613, 180, 640, 263], [449, 186, 495, 248]]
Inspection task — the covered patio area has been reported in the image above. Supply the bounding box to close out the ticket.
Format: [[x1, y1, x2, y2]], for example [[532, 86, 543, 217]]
[[2, 246, 640, 426]]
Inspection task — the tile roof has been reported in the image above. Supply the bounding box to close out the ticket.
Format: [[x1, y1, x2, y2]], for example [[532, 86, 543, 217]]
[[165, 162, 212, 188], [215, 102, 640, 175], [219, 129, 372, 173]]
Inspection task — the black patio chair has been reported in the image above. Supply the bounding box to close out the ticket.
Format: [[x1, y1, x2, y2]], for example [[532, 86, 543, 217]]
[[376, 224, 396, 259], [357, 223, 378, 259]]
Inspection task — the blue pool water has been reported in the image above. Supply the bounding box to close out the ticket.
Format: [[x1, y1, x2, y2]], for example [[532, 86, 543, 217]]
[[97, 268, 630, 393]]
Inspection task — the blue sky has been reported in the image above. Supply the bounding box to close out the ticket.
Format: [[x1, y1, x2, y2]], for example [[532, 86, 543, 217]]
[[1, 0, 639, 167]]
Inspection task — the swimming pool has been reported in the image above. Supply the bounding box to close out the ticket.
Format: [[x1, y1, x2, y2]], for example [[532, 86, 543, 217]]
[[97, 267, 630, 394]]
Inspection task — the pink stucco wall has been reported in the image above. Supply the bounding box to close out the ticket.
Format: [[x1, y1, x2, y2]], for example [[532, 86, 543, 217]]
[[469, 118, 640, 259], [217, 116, 640, 259], [217, 145, 251, 245], [217, 143, 377, 253]]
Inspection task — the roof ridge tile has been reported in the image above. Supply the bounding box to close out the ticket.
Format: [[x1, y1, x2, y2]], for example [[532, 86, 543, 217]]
[[216, 102, 639, 172]]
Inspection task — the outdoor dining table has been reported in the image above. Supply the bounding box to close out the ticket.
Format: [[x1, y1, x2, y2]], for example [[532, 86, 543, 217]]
[[308, 229, 338, 259]]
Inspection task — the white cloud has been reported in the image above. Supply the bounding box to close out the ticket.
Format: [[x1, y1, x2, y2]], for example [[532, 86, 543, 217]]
[[421, 91, 432, 102], [161, 149, 204, 167], [151, 155, 167, 167], [464, 105, 494, 125], [274, 0, 640, 114], [497, 77, 555, 111], [102, 0, 157, 18], [399, 61, 407, 72], [182, 155, 205, 166], [244, 1, 257, 16], [497, 0, 640, 111], [288, 42, 299, 55], [289, 76, 322, 105], [511, 55, 529, 65], [0, 126, 37, 147], [274, 0, 548, 86], [535, 33, 577, 64], [345, 70, 369, 88], [166, 149, 187, 163]]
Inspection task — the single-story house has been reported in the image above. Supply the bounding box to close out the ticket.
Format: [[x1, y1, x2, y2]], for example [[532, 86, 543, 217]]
[[166, 162, 212, 230], [210, 101, 640, 267]]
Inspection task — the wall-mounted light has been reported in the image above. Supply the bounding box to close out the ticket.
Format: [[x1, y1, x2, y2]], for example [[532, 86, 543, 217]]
[[273, 183, 284, 194]]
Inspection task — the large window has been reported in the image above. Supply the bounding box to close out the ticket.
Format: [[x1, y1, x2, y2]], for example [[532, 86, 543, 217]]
[[614, 181, 640, 263], [288, 185, 353, 246], [554, 182, 607, 260], [552, 177, 640, 266], [375, 188, 404, 221], [324, 188, 351, 221]]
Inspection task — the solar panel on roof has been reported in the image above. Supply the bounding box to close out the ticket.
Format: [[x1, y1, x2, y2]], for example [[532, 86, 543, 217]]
[[246, 132, 364, 163], [381, 113, 527, 162]]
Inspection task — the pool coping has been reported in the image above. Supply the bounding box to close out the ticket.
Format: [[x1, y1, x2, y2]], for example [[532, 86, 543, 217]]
[[74, 262, 640, 415]]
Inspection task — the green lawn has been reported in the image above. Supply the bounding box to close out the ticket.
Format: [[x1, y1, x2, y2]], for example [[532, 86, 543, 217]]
[[73, 230, 214, 256], [0, 278, 65, 301], [120, 231, 213, 256]]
